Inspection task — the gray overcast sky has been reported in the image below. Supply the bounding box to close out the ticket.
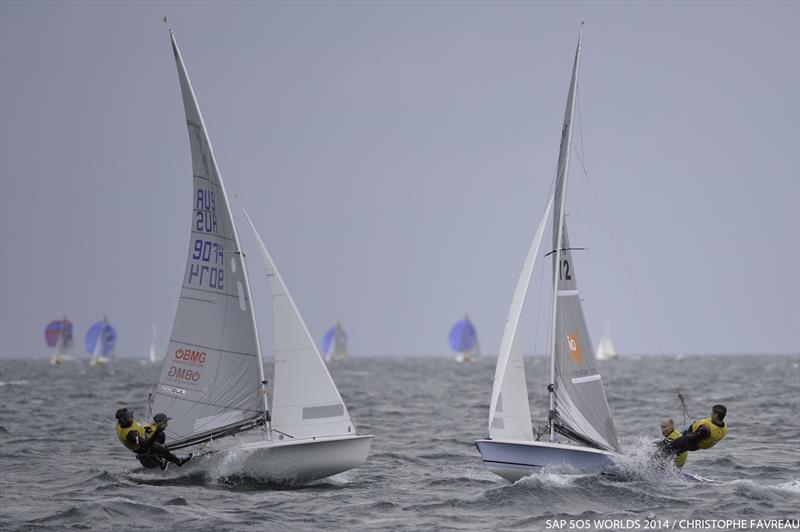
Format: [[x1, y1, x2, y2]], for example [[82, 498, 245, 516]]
[[1, 1, 798, 359]]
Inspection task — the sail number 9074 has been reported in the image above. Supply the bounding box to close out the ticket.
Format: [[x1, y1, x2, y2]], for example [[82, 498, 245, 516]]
[[188, 239, 225, 289]]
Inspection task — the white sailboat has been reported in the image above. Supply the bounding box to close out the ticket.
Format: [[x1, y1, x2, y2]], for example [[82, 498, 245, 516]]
[[146, 29, 372, 484], [595, 320, 618, 361], [322, 321, 349, 361], [45, 317, 74, 365], [87, 316, 116, 366], [449, 315, 480, 363], [148, 324, 164, 363], [475, 26, 622, 481]]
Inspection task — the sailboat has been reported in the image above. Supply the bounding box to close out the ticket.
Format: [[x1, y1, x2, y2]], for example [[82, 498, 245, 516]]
[[595, 320, 618, 361], [87, 316, 116, 366], [475, 26, 622, 481], [45, 317, 73, 364], [322, 322, 349, 361], [449, 315, 480, 363], [148, 324, 164, 363], [145, 29, 372, 483]]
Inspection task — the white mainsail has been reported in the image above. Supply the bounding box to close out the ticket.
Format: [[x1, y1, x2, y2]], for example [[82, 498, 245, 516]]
[[151, 31, 266, 445], [547, 27, 619, 452], [240, 207, 354, 441]]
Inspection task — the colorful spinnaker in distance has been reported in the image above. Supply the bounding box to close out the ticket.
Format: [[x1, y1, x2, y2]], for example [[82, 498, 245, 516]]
[[321, 322, 349, 361], [449, 315, 480, 362], [86, 316, 116, 365], [45, 318, 73, 364]]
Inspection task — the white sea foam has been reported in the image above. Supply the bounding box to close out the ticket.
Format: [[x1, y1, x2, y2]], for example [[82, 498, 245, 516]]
[[0, 380, 30, 386]]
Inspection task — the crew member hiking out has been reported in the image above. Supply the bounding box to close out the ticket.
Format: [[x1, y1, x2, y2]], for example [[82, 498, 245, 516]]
[[658, 417, 688, 468], [659, 404, 728, 458], [114, 408, 193, 470]]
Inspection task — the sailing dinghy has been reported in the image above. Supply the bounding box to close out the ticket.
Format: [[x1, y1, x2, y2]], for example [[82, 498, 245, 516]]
[[449, 315, 480, 363], [145, 30, 372, 484], [87, 316, 116, 366], [475, 26, 622, 481], [595, 320, 618, 361], [148, 324, 164, 363], [45, 317, 73, 365], [322, 322, 349, 362]]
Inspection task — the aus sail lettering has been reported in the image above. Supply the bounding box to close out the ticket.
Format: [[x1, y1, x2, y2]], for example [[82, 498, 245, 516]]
[[195, 188, 217, 234]]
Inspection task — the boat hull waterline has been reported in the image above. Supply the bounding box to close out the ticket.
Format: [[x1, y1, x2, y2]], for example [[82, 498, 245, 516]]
[[180, 434, 374, 484], [475, 439, 620, 482]]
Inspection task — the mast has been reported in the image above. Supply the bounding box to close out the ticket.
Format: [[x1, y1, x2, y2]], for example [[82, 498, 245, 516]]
[[168, 30, 270, 426], [548, 24, 583, 441]]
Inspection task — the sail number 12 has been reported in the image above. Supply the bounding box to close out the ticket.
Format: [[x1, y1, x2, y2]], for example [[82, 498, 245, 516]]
[[559, 259, 572, 281]]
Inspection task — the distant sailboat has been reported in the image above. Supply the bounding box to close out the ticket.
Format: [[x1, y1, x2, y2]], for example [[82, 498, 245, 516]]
[[322, 322, 349, 361], [87, 316, 116, 366], [449, 315, 480, 363], [45, 317, 73, 365], [595, 320, 618, 361], [476, 26, 622, 481], [143, 29, 372, 483], [149, 323, 164, 363]]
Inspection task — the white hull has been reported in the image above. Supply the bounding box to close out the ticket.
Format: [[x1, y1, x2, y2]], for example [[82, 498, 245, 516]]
[[475, 439, 620, 481], [455, 352, 474, 363], [186, 433, 373, 485]]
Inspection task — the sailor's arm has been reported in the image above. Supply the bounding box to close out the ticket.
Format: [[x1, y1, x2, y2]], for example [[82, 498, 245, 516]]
[[684, 424, 710, 446], [128, 424, 165, 450]]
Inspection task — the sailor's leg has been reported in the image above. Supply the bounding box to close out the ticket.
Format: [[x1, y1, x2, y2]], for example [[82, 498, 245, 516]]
[[150, 442, 182, 465]]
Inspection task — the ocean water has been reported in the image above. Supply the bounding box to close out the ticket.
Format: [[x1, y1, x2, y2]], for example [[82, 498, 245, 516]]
[[1, 354, 798, 531]]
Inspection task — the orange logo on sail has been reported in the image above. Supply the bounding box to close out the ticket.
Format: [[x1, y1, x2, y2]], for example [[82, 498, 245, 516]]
[[567, 331, 582, 364]]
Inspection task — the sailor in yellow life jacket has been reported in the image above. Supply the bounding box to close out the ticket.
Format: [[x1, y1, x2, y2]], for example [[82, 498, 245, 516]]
[[114, 408, 193, 470], [658, 417, 688, 467], [662, 404, 728, 456]]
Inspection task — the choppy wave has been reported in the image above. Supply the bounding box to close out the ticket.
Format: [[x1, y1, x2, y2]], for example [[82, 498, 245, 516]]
[[0, 356, 798, 531]]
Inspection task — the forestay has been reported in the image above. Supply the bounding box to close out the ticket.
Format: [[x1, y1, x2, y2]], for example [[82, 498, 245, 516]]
[[240, 207, 354, 441], [549, 28, 619, 452], [488, 196, 553, 441], [152, 31, 266, 444]]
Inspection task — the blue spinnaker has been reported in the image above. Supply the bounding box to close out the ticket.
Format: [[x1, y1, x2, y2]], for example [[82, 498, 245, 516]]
[[449, 318, 477, 352], [85, 320, 117, 356], [321, 327, 336, 354], [45, 320, 73, 348]]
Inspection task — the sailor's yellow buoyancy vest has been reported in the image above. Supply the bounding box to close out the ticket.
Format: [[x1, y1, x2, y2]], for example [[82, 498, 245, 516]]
[[690, 417, 727, 449], [116, 421, 157, 452], [666, 428, 688, 467]]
